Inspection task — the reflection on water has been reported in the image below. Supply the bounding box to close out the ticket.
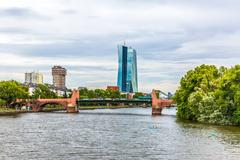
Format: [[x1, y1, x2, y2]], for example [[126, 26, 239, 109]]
[[0, 107, 239, 160]]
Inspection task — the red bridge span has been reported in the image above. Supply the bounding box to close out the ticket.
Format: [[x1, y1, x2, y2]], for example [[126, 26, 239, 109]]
[[25, 90, 80, 113], [21, 89, 173, 115]]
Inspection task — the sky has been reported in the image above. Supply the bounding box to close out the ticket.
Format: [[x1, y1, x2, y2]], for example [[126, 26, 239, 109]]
[[0, 0, 240, 93]]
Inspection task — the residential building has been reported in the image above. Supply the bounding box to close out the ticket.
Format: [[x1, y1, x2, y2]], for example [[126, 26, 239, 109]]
[[52, 66, 67, 89], [23, 83, 68, 97], [25, 72, 43, 84]]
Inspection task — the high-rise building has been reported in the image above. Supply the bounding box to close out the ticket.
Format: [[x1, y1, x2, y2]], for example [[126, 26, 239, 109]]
[[117, 45, 138, 93], [52, 66, 67, 89], [25, 72, 43, 84]]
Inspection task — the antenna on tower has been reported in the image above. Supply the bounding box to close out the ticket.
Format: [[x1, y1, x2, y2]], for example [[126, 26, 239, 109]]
[[124, 40, 126, 46]]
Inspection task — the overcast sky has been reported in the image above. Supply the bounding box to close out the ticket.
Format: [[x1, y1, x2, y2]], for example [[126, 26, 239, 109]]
[[0, 0, 240, 93]]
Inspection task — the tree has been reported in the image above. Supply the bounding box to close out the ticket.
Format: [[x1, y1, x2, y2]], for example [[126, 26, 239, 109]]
[[133, 92, 144, 99], [78, 88, 121, 99], [79, 88, 89, 99], [174, 64, 220, 120], [174, 64, 240, 125], [32, 84, 57, 99], [0, 99, 6, 107], [214, 65, 240, 124], [106, 89, 121, 99], [95, 89, 106, 98], [87, 90, 96, 99], [0, 80, 29, 106]]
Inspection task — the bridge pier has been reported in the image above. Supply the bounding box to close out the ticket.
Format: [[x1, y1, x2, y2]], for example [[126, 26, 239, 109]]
[[67, 104, 79, 113], [152, 107, 162, 115], [118, 103, 125, 106], [106, 103, 112, 107], [151, 89, 173, 116], [31, 104, 41, 112]]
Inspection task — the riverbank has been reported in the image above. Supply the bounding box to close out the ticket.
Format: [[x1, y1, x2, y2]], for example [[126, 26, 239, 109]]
[[0, 108, 35, 115], [0, 105, 142, 115], [79, 105, 137, 110]]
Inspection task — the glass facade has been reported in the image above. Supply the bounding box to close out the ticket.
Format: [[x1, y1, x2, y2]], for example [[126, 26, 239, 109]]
[[117, 45, 138, 93]]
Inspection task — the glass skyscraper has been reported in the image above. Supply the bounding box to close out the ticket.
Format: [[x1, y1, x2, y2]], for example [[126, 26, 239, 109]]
[[117, 45, 138, 93]]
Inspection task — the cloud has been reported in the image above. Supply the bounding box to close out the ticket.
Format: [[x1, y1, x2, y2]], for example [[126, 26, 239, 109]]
[[0, 52, 115, 68], [0, 7, 48, 19], [61, 9, 77, 15], [0, 7, 32, 17], [0, 0, 240, 92]]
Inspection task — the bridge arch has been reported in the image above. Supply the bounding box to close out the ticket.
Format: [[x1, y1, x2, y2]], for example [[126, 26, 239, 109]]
[[38, 101, 68, 111], [24, 90, 80, 113]]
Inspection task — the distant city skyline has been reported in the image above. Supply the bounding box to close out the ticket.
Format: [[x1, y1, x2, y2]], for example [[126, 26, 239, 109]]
[[1, 0, 240, 93]]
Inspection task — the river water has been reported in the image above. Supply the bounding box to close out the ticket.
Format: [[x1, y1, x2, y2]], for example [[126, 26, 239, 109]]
[[0, 107, 240, 160]]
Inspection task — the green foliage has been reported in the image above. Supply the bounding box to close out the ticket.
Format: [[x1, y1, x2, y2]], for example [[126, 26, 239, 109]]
[[133, 92, 144, 98], [79, 88, 121, 99], [79, 88, 88, 98], [174, 64, 240, 125], [32, 84, 58, 99], [0, 80, 29, 106], [174, 64, 220, 120], [0, 99, 7, 107], [106, 89, 121, 99], [87, 90, 96, 99], [233, 107, 240, 125]]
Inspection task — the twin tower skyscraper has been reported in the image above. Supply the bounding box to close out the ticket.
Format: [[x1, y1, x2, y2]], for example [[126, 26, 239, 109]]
[[117, 45, 138, 93]]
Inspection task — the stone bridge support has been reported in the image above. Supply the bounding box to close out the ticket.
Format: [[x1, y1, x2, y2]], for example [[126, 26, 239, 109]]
[[66, 90, 79, 113], [152, 89, 173, 115]]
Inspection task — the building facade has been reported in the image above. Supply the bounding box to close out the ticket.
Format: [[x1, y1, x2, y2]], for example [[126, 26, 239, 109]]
[[117, 45, 138, 93], [52, 66, 67, 89], [23, 83, 68, 97], [107, 86, 119, 91], [25, 72, 43, 84]]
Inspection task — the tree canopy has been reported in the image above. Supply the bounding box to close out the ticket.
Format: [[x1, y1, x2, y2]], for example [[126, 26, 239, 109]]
[[0, 80, 29, 106], [0, 99, 7, 107], [174, 64, 240, 125], [32, 84, 58, 99], [79, 88, 124, 99]]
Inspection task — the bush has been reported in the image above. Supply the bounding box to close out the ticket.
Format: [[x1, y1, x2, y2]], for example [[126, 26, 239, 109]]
[[174, 64, 240, 125], [0, 99, 6, 107]]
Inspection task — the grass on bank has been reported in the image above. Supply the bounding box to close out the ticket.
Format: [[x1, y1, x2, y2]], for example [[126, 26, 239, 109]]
[[0, 107, 17, 113]]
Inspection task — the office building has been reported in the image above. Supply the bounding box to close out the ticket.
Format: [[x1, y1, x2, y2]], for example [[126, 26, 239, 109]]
[[117, 45, 138, 93], [52, 66, 67, 89], [25, 72, 43, 84]]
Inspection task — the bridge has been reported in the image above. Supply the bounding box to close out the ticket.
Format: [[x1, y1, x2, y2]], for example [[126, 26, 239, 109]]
[[20, 89, 173, 115], [77, 90, 173, 115], [23, 90, 80, 113], [77, 99, 152, 107]]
